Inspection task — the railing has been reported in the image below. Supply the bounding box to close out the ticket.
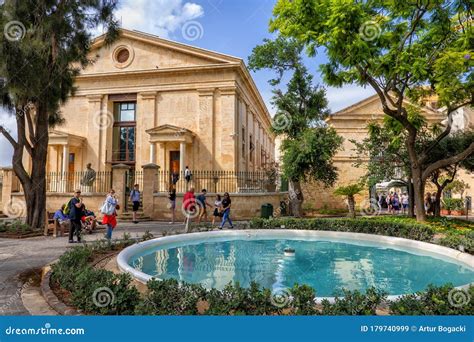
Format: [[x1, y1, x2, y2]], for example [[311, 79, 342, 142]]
[[155, 170, 280, 194], [45, 171, 112, 193]]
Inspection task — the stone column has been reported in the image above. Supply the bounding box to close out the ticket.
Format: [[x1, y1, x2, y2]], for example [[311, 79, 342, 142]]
[[60, 145, 69, 192], [112, 164, 130, 213], [86, 95, 104, 172], [1, 167, 13, 210], [179, 142, 186, 172], [138, 92, 158, 168], [198, 88, 215, 170], [141, 163, 159, 218], [149, 143, 156, 164]]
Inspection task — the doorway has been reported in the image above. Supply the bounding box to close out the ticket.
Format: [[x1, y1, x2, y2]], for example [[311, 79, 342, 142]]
[[170, 151, 180, 173]]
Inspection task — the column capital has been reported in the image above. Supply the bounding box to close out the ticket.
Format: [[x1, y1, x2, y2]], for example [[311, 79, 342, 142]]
[[86, 94, 104, 103], [139, 91, 158, 100], [197, 88, 216, 96]]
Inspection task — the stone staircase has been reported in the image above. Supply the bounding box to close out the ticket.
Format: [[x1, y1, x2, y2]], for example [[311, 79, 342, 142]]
[[118, 195, 152, 222]]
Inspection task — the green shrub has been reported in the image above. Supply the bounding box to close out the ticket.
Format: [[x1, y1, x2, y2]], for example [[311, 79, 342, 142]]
[[438, 232, 474, 254], [0, 220, 32, 233], [249, 217, 435, 241], [290, 284, 318, 315], [72, 267, 140, 315], [205, 282, 279, 315], [136, 279, 206, 315], [321, 288, 386, 315], [442, 198, 464, 211], [51, 246, 93, 291], [389, 284, 474, 315]]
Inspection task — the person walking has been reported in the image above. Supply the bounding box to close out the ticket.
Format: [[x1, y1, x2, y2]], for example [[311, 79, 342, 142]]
[[183, 187, 196, 233], [212, 194, 223, 226], [68, 189, 84, 243], [401, 192, 409, 215], [184, 166, 192, 184], [168, 185, 176, 224], [392, 192, 400, 214], [219, 192, 234, 229], [129, 184, 141, 224], [196, 189, 212, 224], [101, 189, 119, 240]]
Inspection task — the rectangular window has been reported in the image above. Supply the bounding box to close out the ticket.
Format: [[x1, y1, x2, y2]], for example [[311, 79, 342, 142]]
[[112, 102, 136, 162], [114, 102, 136, 122]]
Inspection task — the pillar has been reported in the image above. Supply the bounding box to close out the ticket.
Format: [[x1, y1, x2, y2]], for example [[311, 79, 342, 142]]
[[198, 88, 215, 170], [1, 167, 13, 210], [60, 145, 69, 192], [179, 142, 186, 172], [149, 143, 156, 164], [141, 163, 159, 218], [112, 163, 130, 213]]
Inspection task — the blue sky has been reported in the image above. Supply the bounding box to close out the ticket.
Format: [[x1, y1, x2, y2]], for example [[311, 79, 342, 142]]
[[0, 0, 374, 166]]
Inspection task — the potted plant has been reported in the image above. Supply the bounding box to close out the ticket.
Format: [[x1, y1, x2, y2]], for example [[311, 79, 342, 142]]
[[451, 198, 465, 216], [442, 198, 465, 216]]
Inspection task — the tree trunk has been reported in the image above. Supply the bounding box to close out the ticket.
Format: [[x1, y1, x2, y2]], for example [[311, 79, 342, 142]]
[[347, 195, 356, 219], [407, 180, 415, 218], [433, 187, 442, 217], [406, 131, 427, 222], [10, 105, 49, 229], [288, 180, 304, 217], [412, 167, 427, 222]]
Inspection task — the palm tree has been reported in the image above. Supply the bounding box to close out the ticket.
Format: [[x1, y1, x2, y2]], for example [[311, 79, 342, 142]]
[[334, 184, 364, 219]]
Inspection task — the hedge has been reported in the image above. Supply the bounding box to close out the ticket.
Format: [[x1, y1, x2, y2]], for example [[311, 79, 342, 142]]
[[50, 240, 473, 315], [249, 217, 435, 242]]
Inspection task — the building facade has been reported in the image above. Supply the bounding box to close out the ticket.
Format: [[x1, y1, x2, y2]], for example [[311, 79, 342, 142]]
[[303, 95, 474, 210], [38, 29, 275, 176]]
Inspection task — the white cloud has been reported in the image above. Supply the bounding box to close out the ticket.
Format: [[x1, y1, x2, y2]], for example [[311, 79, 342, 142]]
[[0, 108, 16, 167], [115, 0, 204, 38]]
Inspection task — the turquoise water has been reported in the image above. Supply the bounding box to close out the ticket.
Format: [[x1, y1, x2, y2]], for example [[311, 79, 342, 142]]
[[129, 239, 474, 296]]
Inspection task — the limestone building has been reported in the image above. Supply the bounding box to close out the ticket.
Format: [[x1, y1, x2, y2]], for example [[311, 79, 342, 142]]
[[40, 29, 275, 176], [303, 94, 474, 209]]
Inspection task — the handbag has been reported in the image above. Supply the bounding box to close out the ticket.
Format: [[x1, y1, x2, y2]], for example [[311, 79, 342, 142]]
[[100, 200, 115, 215]]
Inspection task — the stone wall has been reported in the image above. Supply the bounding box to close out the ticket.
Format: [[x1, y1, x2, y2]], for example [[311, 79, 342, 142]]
[[11, 193, 107, 215], [152, 192, 285, 221]]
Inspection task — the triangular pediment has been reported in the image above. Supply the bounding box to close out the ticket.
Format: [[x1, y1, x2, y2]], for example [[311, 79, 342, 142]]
[[328, 94, 445, 123], [82, 29, 240, 75], [146, 124, 195, 143], [146, 124, 194, 135]]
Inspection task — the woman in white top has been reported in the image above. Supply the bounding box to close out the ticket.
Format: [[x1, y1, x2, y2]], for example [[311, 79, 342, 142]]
[[212, 194, 222, 226]]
